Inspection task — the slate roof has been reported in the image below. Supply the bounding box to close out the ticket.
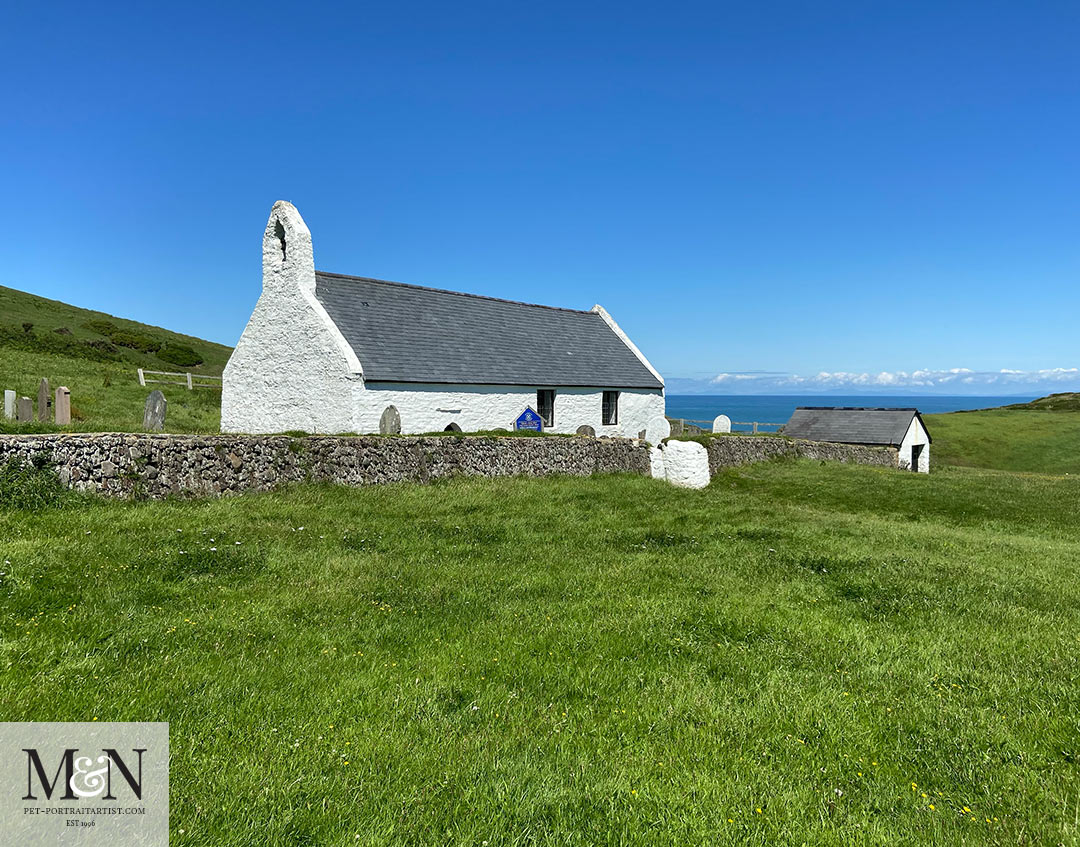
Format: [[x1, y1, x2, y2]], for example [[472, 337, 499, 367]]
[[313, 272, 663, 389], [783, 407, 931, 447]]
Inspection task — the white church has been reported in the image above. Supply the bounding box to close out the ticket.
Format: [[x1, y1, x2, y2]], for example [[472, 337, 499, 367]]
[[221, 202, 665, 436]]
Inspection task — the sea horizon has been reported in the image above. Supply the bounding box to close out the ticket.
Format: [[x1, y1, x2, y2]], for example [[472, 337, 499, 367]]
[[664, 394, 1037, 432]]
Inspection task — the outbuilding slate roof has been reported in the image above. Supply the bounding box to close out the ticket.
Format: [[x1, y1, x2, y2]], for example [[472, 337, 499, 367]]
[[783, 407, 930, 447], [313, 271, 663, 389]]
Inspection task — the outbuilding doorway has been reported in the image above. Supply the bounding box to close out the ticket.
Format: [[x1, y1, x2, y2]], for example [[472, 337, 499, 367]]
[[911, 444, 923, 472]]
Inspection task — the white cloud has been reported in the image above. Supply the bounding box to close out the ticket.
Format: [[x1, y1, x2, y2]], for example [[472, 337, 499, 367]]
[[694, 366, 1080, 394]]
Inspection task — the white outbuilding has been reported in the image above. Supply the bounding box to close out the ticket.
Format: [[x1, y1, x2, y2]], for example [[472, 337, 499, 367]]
[[783, 406, 932, 473], [222, 201, 665, 436]]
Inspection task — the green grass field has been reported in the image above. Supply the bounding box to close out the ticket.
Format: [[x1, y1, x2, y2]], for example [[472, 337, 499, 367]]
[[3, 460, 1079, 845], [926, 408, 1080, 475]]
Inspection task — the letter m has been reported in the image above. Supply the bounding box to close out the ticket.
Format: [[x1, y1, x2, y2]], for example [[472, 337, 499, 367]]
[[23, 749, 76, 800]]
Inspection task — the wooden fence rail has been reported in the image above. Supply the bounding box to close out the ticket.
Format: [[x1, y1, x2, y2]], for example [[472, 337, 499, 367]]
[[137, 369, 223, 390], [733, 421, 785, 434], [669, 417, 785, 435]]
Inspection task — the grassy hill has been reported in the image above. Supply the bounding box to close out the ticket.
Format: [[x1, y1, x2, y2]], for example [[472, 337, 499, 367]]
[[0, 285, 231, 432], [1002, 392, 1080, 411], [3, 461, 1078, 843], [926, 393, 1080, 475]]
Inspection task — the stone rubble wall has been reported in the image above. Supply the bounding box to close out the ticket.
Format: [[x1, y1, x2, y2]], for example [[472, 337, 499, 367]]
[[0, 432, 901, 500], [0, 433, 651, 499], [696, 435, 898, 475]]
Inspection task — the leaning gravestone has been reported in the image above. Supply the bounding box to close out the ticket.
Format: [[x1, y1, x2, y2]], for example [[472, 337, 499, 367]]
[[3, 390, 14, 420], [379, 405, 401, 435], [576, 425, 596, 437], [644, 415, 671, 445], [37, 378, 50, 421], [16, 396, 33, 422], [143, 390, 167, 431], [712, 414, 731, 434], [54, 387, 71, 426]]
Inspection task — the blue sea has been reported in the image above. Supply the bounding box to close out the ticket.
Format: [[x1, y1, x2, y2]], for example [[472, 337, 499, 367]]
[[665, 395, 1034, 432]]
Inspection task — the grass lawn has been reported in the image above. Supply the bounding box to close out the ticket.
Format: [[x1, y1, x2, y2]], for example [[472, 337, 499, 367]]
[[926, 408, 1080, 475], [3, 461, 1079, 845]]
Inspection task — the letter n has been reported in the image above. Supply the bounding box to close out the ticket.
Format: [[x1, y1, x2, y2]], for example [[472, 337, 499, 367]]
[[103, 749, 145, 800]]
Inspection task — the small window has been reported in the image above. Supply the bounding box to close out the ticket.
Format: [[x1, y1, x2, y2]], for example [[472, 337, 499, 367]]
[[274, 219, 287, 261], [536, 390, 555, 427], [602, 391, 619, 426]]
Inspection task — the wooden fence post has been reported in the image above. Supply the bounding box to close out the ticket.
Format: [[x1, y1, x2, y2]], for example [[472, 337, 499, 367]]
[[186, 372, 193, 390], [137, 368, 145, 386]]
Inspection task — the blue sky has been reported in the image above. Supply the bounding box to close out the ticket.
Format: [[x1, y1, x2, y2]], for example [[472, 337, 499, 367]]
[[3, 1, 1078, 394]]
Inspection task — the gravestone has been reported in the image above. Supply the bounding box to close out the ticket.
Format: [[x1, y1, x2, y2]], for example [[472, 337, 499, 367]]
[[37, 378, 50, 421], [712, 414, 731, 434], [3, 390, 14, 420], [54, 387, 71, 426], [644, 414, 671, 445], [575, 425, 595, 437], [143, 390, 167, 431], [379, 405, 401, 435], [16, 397, 33, 422]]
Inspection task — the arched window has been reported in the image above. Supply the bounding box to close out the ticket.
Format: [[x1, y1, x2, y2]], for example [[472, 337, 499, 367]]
[[274, 219, 287, 262]]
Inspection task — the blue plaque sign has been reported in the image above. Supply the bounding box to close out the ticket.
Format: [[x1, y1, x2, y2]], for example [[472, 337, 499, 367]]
[[515, 407, 543, 432]]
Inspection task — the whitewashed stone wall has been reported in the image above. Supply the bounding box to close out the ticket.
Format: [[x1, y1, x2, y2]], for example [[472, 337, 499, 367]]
[[222, 202, 361, 434], [356, 383, 663, 438], [897, 417, 931, 473], [658, 440, 710, 488]]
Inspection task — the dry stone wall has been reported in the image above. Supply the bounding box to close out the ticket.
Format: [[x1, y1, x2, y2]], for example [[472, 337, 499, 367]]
[[0, 433, 651, 499], [695, 435, 897, 475], [0, 432, 901, 500]]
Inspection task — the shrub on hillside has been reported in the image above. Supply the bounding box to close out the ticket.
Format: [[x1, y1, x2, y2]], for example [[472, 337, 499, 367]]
[[110, 330, 161, 353], [82, 319, 162, 354], [157, 344, 204, 367], [82, 319, 118, 336], [0, 325, 122, 363], [84, 339, 121, 357]]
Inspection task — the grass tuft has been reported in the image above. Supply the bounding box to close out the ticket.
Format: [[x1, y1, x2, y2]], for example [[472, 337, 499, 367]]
[[0, 455, 74, 509]]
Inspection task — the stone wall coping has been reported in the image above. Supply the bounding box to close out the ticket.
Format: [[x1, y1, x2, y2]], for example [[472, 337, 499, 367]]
[[0, 432, 641, 444]]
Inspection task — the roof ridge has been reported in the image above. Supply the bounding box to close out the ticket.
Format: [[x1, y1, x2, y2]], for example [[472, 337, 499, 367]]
[[795, 406, 918, 411], [315, 270, 597, 316]]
